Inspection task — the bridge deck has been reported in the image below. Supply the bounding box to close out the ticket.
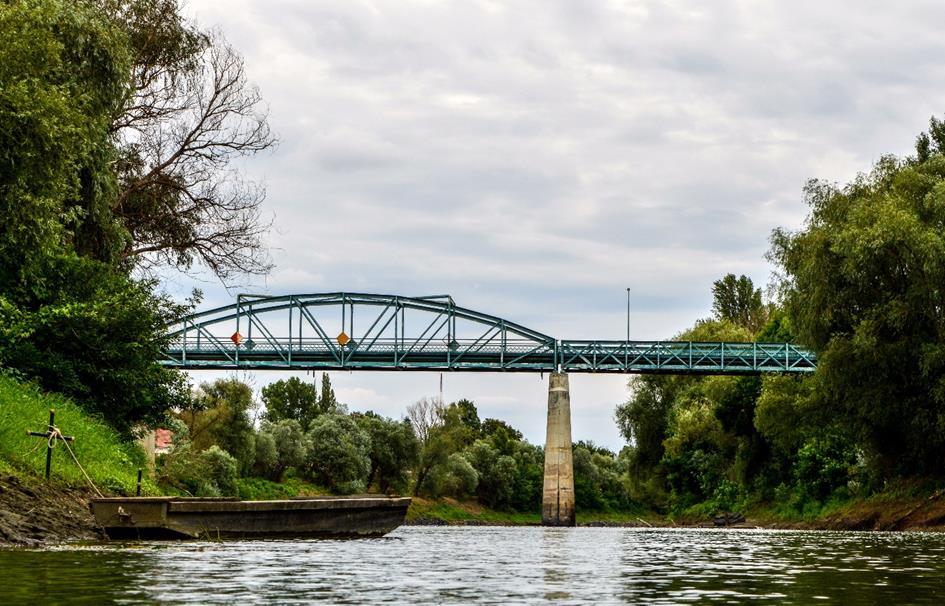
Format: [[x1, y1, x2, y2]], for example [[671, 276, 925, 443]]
[[164, 339, 815, 374]]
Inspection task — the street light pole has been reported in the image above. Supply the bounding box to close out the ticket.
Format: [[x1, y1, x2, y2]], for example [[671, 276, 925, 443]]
[[626, 288, 631, 342]]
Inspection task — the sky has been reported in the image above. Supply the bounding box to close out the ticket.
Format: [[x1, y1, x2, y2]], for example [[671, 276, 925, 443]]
[[174, 0, 945, 450]]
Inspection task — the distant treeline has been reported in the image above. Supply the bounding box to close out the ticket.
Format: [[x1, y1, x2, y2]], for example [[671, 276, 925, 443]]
[[159, 373, 638, 512]]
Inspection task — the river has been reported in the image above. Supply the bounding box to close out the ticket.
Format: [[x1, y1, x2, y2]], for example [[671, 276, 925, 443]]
[[2, 527, 944, 604]]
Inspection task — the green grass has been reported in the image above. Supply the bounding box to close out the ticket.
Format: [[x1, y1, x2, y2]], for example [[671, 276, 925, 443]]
[[236, 476, 329, 500], [0, 372, 150, 495], [406, 499, 541, 524]]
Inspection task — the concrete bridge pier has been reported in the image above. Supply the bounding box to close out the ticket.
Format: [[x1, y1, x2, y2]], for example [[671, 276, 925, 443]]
[[542, 372, 575, 526]]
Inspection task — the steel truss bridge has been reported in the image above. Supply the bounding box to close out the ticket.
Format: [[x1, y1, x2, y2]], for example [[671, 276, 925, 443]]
[[163, 293, 816, 375]]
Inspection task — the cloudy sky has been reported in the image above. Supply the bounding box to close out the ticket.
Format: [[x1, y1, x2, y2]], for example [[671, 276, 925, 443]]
[[175, 0, 945, 450]]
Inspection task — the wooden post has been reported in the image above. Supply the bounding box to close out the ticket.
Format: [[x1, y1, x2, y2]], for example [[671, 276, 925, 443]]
[[27, 409, 74, 480], [44, 409, 54, 479]]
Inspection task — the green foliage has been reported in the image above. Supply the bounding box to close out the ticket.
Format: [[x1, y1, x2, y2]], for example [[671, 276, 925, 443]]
[[158, 442, 239, 497], [0, 0, 130, 288], [307, 413, 371, 494], [254, 419, 308, 482], [439, 453, 480, 498], [0, 0, 271, 439], [793, 434, 861, 502], [0, 256, 190, 434], [412, 400, 476, 496], [198, 445, 239, 496], [0, 372, 150, 494], [235, 476, 326, 501], [317, 373, 339, 414], [179, 378, 257, 472], [712, 274, 767, 332], [462, 440, 513, 507], [451, 399, 481, 434], [262, 374, 339, 429], [481, 418, 523, 441], [770, 117, 945, 477], [613, 119, 945, 516], [355, 412, 419, 493]]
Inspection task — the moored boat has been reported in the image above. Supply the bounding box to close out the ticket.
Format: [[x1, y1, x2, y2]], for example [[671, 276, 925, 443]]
[[90, 495, 411, 539]]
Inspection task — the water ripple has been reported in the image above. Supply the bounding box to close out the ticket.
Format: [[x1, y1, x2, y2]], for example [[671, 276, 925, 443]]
[[2, 527, 945, 604]]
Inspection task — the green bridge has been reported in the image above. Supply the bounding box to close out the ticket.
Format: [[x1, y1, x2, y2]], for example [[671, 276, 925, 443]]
[[163, 292, 816, 374]]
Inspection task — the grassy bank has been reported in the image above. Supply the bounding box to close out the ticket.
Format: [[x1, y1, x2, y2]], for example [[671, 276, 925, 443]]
[[0, 373, 149, 494], [740, 482, 945, 531]]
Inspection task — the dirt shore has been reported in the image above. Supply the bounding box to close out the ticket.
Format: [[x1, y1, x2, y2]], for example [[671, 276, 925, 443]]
[[0, 475, 103, 546], [760, 489, 945, 532]]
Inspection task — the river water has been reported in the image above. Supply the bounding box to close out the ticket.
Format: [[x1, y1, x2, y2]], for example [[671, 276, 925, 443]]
[[2, 527, 944, 604]]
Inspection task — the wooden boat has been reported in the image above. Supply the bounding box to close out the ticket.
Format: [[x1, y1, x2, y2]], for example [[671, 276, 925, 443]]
[[90, 495, 411, 540]]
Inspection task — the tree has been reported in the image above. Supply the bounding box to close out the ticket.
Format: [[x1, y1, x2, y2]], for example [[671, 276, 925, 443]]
[[481, 418, 523, 442], [769, 117, 945, 476], [711, 274, 766, 333], [0, 257, 190, 434], [307, 414, 371, 494], [439, 453, 480, 499], [463, 439, 517, 509], [411, 403, 472, 496], [255, 419, 309, 482], [103, 0, 276, 280], [355, 412, 419, 493], [317, 373, 340, 414], [178, 377, 256, 472], [261, 377, 319, 428], [451, 399, 481, 434], [406, 396, 444, 444], [0, 0, 130, 290]]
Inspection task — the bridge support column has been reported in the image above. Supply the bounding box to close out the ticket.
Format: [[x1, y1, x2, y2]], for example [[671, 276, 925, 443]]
[[542, 372, 575, 527]]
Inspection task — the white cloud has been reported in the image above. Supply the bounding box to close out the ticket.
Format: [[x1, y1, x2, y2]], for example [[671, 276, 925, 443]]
[[177, 0, 945, 449]]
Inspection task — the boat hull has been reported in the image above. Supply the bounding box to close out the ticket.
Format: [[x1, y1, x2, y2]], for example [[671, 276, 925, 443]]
[[90, 496, 411, 540]]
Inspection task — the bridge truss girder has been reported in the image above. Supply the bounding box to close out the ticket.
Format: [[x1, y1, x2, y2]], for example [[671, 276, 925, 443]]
[[163, 292, 816, 374]]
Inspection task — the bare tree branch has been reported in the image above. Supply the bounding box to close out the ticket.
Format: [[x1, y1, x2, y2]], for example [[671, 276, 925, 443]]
[[107, 2, 277, 282]]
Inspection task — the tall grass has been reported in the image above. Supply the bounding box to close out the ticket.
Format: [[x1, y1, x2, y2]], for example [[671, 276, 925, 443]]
[[0, 372, 151, 494]]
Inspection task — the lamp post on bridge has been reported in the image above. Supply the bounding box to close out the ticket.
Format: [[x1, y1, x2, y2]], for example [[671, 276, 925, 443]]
[[626, 287, 631, 342]]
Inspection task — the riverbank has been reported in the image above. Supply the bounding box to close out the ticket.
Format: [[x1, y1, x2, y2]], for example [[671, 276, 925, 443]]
[[0, 474, 102, 546], [4, 474, 945, 546], [406, 493, 945, 531]]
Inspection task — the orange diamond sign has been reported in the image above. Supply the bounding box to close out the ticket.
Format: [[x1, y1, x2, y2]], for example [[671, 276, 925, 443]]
[[231, 331, 242, 345], [337, 331, 350, 346]]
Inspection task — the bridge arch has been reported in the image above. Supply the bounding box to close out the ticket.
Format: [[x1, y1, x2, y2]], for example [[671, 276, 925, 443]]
[[165, 292, 559, 371]]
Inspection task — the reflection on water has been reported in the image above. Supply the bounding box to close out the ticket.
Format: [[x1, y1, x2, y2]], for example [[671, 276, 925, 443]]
[[2, 527, 945, 604]]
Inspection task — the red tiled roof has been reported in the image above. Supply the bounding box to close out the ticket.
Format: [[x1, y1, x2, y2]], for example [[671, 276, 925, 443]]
[[155, 428, 173, 450]]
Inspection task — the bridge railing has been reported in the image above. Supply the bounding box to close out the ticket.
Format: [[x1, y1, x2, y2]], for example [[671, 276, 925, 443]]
[[557, 340, 817, 373]]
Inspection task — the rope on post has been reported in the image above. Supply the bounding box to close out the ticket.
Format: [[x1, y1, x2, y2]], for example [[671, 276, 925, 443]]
[[51, 426, 104, 499], [26, 409, 104, 497]]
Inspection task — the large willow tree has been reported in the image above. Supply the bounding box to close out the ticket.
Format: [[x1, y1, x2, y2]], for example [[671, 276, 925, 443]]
[[770, 118, 945, 477]]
